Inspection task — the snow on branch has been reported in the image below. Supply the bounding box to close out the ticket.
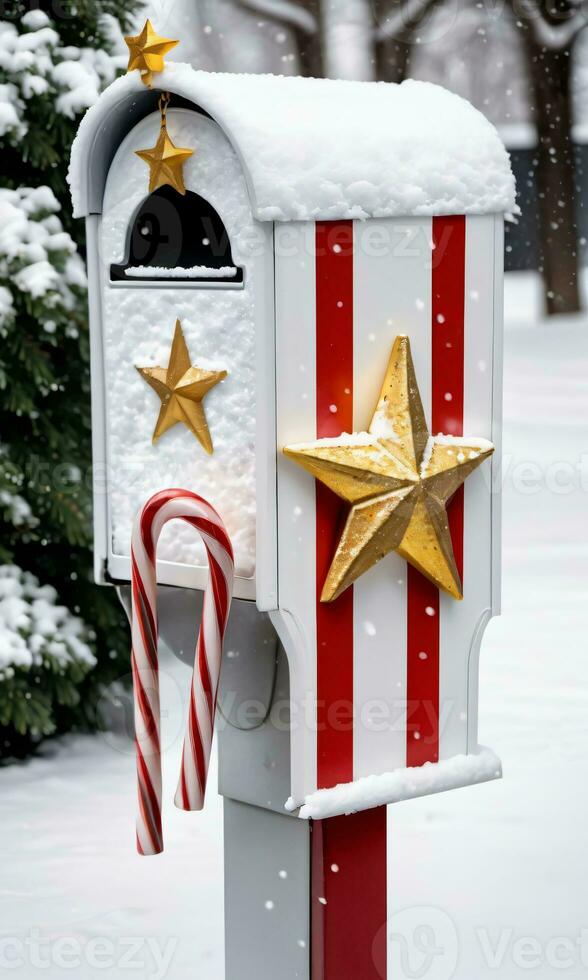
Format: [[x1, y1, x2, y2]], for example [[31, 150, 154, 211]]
[[237, 0, 318, 33], [516, 0, 588, 48], [376, 0, 587, 45]]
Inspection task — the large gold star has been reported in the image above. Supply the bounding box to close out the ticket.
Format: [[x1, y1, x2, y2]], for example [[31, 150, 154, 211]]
[[284, 335, 494, 603], [124, 20, 178, 87], [136, 319, 227, 455], [135, 121, 194, 196]]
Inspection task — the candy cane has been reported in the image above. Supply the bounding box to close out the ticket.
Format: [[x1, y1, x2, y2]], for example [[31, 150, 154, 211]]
[[131, 488, 234, 856]]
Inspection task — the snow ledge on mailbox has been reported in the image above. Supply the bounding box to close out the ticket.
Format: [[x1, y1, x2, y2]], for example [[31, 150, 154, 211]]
[[68, 63, 517, 223], [287, 748, 503, 821]]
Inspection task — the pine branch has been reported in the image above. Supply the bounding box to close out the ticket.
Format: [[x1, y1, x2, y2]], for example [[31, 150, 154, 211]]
[[0, 4, 138, 757]]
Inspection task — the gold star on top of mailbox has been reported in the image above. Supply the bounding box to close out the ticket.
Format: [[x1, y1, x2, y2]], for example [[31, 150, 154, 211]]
[[136, 319, 227, 455], [124, 20, 178, 87], [284, 335, 494, 603]]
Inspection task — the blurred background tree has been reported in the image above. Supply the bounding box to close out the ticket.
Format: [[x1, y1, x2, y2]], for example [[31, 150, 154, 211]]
[[0, 1, 137, 758], [517, 0, 586, 315], [189, 0, 587, 315]]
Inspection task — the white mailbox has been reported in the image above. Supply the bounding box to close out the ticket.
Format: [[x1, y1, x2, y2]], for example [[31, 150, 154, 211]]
[[69, 65, 515, 817]]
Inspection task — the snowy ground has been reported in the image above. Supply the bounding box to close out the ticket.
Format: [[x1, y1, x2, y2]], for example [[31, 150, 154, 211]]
[[1, 271, 588, 979]]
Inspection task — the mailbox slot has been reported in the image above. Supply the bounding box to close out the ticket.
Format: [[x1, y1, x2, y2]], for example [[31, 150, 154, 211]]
[[110, 185, 245, 287]]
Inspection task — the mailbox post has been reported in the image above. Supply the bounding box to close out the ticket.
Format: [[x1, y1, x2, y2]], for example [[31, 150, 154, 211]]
[[70, 41, 515, 980]]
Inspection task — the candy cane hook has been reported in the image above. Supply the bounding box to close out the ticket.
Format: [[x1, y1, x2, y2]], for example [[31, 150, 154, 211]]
[[131, 489, 234, 856]]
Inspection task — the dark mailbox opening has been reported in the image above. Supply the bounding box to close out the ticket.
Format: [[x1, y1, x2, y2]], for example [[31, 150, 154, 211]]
[[110, 185, 244, 285]]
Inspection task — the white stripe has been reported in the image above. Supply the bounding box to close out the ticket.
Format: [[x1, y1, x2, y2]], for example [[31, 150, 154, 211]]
[[352, 218, 432, 779], [273, 223, 318, 803], [200, 533, 235, 590], [152, 496, 220, 543], [203, 582, 219, 647], [438, 216, 495, 760], [153, 499, 234, 600]]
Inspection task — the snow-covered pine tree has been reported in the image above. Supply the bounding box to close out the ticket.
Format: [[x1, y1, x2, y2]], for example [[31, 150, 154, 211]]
[[1, 2, 134, 231], [0, 2, 138, 757]]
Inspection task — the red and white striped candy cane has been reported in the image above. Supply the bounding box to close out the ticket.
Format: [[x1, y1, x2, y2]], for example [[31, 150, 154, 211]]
[[131, 488, 234, 856]]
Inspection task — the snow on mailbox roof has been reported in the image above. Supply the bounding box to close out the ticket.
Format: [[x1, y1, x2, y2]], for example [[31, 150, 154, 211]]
[[69, 63, 516, 222]]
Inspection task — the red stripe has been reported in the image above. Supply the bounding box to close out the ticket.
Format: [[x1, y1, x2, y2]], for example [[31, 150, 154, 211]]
[[131, 650, 159, 746], [406, 567, 440, 765], [431, 217, 466, 438], [133, 596, 158, 674], [406, 216, 466, 767], [198, 635, 214, 717], [187, 691, 207, 802], [315, 221, 355, 790], [208, 555, 229, 628], [311, 807, 388, 979], [184, 514, 234, 560], [132, 565, 157, 663], [432, 216, 466, 582], [138, 493, 170, 563], [179, 747, 190, 809], [136, 740, 163, 853]]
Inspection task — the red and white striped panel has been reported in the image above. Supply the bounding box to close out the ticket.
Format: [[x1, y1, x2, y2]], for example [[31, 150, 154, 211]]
[[275, 215, 498, 807]]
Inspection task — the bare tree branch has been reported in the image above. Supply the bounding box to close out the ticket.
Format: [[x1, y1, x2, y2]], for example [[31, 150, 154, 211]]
[[374, 0, 437, 40], [237, 0, 318, 34], [516, 0, 588, 49], [376, 0, 587, 49]]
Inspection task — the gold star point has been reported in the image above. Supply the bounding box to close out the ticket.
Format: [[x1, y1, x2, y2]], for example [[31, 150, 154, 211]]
[[284, 335, 494, 603], [124, 20, 179, 87], [135, 125, 194, 196], [136, 319, 227, 455]]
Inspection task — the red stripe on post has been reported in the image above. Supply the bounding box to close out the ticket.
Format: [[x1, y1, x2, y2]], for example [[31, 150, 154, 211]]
[[406, 567, 440, 766], [312, 225, 388, 980], [315, 221, 355, 790], [406, 215, 466, 767], [431, 217, 466, 435], [312, 808, 388, 979], [432, 215, 466, 582]]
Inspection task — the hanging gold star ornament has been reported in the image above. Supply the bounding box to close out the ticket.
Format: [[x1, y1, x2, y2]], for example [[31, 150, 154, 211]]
[[135, 93, 194, 195], [124, 20, 178, 88], [136, 319, 227, 455], [284, 336, 494, 602]]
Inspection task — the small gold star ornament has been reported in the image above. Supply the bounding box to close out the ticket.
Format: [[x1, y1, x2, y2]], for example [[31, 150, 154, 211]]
[[124, 20, 178, 87], [136, 319, 227, 455], [136, 93, 194, 195], [284, 335, 494, 603]]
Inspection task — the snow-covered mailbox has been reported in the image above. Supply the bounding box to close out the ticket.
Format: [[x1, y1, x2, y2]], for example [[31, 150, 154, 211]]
[[70, 55, 515, 980]]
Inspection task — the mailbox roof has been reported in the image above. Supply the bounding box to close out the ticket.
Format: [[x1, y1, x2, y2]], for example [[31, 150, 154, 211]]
[[69, 63, 516, 222]]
